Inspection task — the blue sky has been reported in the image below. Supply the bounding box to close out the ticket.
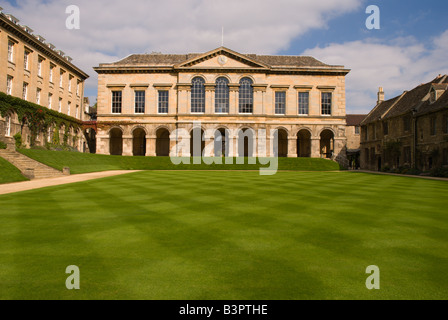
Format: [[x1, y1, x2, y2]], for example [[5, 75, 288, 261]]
[[2, 0, 448, 113]]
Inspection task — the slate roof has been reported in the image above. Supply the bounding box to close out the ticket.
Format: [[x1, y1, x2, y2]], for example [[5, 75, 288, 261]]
[[106, 52, 330, 68], [346, 114, 367, 126], [362, 75, 448, 124]]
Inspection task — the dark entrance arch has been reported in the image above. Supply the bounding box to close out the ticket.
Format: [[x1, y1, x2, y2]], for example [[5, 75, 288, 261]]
[[190, 127, 205, 157], [156, 128, 170, 156], [214, 128, 229, 157], [297, 129, 311, 157], [238, 128, 254, 157], [109, 128, 123, 156], [273, 129, 288, 157], [320, 129, 334, 159], [132, 128, 146, 156]]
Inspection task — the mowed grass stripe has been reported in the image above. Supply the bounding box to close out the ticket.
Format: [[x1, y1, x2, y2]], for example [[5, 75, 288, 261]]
[[0, 171, 447, 299]]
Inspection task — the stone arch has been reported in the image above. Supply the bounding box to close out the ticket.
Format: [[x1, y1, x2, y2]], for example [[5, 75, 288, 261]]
[[109, 127, 123, 156], [237, 127, 255, 157], [272, 127, 288, 157], [297, 129, 312, 157], [132, 127, 146, 156], [190, 126, 205, 157], [155, 127, 170, 156], [320, 129, 335, 159], [214, 127, 230, 157]]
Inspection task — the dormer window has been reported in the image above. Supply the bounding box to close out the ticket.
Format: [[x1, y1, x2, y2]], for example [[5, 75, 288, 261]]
[[430, 88, 436, 103]]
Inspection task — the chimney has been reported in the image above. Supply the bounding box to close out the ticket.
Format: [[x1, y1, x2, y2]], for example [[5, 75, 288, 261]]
[[377, 87, 384, 104]]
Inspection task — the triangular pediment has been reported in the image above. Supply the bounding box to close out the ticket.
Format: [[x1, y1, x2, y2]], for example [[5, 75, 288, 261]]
[[175, 47, 269, 69]]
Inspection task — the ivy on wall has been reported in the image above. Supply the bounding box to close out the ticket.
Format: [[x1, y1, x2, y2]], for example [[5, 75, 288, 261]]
[[0, 92, 82, 146]]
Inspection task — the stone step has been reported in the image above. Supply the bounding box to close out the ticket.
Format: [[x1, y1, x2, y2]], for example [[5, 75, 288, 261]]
[[0, 149, 66, 180]]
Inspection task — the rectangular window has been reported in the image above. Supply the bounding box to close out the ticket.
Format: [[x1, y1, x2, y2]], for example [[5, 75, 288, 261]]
[[403, 115, 411, 132], [298, 92, 309, 115], [383, 121, 389, 135], [355, 126, 360, 135], [321, 92, 332, 115], [363, 126, 368, 141], [68, 75, 73, 92], [76, 105, 79, 119], [48, 93, 53, 109], [59, 71, 64, 88], [430, 117, 437, 136], [158, 90, 169, 114], [36, 88, 41, 105], [275, 91, 286, 115], [22, 82, 28, 100], [8, 41, 14, 62], [49, 64, 55, 82], [67, 101, 71, 116], [6, 76, 13, 95], [24, 50, 30, 70], [37, 58, 43, 77], [76, 81, 80, 96], [58, 98, 62, 113], [134, 91, 145, 113], [111, 91, 122, 113]]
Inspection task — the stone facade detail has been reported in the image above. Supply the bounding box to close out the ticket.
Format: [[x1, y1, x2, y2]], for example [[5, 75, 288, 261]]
[[94, 47, 350, 162]]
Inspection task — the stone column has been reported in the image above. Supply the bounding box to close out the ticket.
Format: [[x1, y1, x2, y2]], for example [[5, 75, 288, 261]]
[[146, 135, 156, 156], [229, 84, 239, 114], [122, 135, 133, 156], [205, 83, 215, 114], [287, 136, 298, 158], [311, 137, 321, 158], [96, 134, 109, 155]]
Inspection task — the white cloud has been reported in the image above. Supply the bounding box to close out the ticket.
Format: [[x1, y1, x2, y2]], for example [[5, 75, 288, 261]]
[[304, 31, 448, 113], [2, 0, 362, 101]]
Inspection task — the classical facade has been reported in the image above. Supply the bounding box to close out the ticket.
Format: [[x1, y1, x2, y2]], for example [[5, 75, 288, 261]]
[[360, 75, 448, 171], [0, 9, 89, 150], [94, 47, 349, 161]]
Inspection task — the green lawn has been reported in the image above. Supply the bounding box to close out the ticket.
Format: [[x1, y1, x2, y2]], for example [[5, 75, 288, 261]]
[[17, 149, 341, 174], [0, 156, 28, 184], [0, 171, 447, 299]]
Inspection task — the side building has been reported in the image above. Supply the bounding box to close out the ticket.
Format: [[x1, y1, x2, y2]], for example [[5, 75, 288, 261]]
[[360, 75, 448, 172], [94, 46, 350, 162], [0, 9, 89, 150]]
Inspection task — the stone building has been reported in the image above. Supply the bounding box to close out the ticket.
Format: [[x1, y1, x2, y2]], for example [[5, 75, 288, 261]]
[[360, 75, 448, 171], [94, 47, 350, 161], [0, 9, 89, 150]]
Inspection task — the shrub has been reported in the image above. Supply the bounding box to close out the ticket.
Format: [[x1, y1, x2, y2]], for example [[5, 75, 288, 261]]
[[0, 141, 7, 149], [13, 132, 22, 148], [430, 167, 448, 178]]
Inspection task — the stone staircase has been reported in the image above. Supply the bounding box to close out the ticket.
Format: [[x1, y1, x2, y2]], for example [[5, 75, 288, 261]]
[[0, 149, 65, 180]]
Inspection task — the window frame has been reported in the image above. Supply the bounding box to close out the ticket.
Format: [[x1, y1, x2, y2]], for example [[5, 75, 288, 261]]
[[134, 90, 146, 114], [274, 91, 286, 115], [111, 91, 123, 114], [298, 91, 309, 115], [158, 90, 169, 114], [238, 77, 254, 114], [215, 77, 229, 113], [6, 75, 13, 95], [22, 82, 28, 100], [7, 40, 14, 63], [321, 91, 332, 116], [191, 77, 206, 113]]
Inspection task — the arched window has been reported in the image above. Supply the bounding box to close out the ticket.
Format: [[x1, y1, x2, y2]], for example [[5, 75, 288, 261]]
[[215, 77, 229, 113], [191, 77, 205, 113], [239, 77, 253, 113], [5, 114, 11, 136]]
